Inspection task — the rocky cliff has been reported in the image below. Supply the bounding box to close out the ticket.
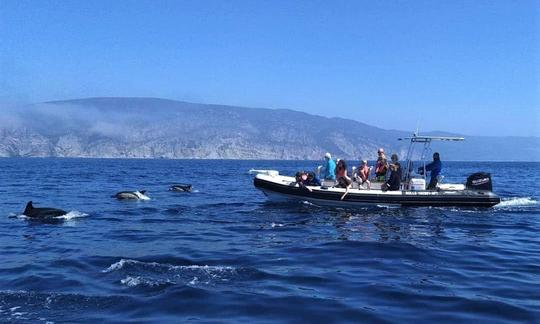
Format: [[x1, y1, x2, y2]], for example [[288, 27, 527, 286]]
[[1, 97, 538, 161]]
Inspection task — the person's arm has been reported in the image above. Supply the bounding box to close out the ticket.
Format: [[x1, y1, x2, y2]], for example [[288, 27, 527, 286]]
[[320, 163, 328, 178]]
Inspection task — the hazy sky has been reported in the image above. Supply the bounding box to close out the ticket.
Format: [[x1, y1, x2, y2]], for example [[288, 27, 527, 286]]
[[1, 0, 538, 136]]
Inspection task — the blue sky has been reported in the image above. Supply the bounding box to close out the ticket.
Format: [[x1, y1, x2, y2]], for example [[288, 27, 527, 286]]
[[1, 0, 538, 136]]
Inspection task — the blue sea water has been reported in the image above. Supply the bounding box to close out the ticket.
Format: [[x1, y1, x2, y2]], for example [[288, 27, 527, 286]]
[[0, 158, 539, 323]]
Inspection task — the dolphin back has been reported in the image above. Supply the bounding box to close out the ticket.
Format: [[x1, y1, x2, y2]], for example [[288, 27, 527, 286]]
[[23, 201, 67, 218], [113, 191, 149, 200], [170, 184, 192, 192], [24, 201, 34, 215]]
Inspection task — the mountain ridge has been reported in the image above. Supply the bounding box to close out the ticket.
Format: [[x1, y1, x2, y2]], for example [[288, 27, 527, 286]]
[[1, 97, 538, 161]]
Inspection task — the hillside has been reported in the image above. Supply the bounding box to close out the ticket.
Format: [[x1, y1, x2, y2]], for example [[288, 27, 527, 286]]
[[0, 97, 538, 161]]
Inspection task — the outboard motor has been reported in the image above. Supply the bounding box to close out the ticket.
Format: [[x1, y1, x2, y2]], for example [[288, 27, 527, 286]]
[[466, 172, 493, 191]]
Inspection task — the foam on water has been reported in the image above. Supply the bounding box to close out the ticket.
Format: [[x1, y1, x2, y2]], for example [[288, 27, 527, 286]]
[[104, 258, 235, 273], [11, 210, 88, 221], [55, 211, 89, 220], [104, 259, 240, 288], [496, 197, 538, 208], [120, 276, 172, 288]]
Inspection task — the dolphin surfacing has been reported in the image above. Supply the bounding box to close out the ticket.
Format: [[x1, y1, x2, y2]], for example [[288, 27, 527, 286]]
[[169, 184, 192, 192], [23, 201, 67, 218], [112, 190, 150, 200]]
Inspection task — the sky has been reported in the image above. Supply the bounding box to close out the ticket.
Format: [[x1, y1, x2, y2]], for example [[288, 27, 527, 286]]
[[1, 0, 539, 136]]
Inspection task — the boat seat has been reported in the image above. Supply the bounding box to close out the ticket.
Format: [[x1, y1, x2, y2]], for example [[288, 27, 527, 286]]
[[437, 183, 465, 191], [369, 181, 383, 190], [321, 179, 336, 187]]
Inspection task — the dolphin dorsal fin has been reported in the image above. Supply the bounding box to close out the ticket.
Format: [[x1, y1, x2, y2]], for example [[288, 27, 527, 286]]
[[24, 201, 33, 214]]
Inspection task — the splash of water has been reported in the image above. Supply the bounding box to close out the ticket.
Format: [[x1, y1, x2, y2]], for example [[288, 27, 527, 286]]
[[496, 197, 538, 208]]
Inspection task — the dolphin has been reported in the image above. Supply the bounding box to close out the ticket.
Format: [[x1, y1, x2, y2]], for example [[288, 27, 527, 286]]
[[23, 201, 67, 218], [168, 184, 192, 192], [111, 190, 150, 200]]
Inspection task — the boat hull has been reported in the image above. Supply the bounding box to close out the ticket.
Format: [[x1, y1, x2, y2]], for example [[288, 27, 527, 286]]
[[254, 174, 501, 208]]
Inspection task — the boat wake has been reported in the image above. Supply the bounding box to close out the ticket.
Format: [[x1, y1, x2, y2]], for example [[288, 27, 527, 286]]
[[496, 197, 538, 208]]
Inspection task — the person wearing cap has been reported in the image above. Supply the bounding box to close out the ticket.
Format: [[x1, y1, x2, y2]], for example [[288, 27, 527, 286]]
[[374, 148, 388, 181], [418, 152, 442, 190], [355, 159, 371, 189], [321, 152, 336, 180]]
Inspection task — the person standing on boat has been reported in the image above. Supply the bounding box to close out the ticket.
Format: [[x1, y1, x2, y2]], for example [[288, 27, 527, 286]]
[[419, 152, 442, 190], [320, 152, 336, 180], [374, 148, 388, 181]]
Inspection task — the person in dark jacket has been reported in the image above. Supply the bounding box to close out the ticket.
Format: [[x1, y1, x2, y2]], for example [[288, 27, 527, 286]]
[[419, 152, 442, 190], [294, 171, 321, 192], [381, 162, 401, 191]]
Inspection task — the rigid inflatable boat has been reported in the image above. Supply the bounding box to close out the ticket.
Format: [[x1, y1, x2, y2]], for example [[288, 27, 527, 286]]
[[252, 135, 501, 208]]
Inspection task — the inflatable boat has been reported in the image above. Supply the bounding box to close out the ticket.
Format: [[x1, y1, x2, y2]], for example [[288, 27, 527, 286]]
[[252, 135, 501, 208]]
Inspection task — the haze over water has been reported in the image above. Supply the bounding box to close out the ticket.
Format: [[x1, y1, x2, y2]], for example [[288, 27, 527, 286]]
[[0, 158, 538, 322]]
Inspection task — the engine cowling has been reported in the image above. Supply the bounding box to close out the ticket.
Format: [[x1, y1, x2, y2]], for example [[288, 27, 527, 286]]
[[466, 172, 493, 191]]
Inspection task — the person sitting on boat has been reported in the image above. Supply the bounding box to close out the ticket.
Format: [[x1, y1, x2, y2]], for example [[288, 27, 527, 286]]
[[374, 148, 388, 181], [381, 162, 401, 192], [320, 152, 336, 180], [355, 159, 371, 189], [294, 171, 318, 192], [306, 171, 321, 186], [418, 152, 442, 190], [388, 153, 402, 180], [334, 159, 352, 200]]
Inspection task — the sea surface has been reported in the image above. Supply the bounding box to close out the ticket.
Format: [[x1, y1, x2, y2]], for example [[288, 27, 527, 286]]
[[0, 159, 539, 323]]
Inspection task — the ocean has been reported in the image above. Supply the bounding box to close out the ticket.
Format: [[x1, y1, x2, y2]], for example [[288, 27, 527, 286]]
[[0, 158, 538, 323]]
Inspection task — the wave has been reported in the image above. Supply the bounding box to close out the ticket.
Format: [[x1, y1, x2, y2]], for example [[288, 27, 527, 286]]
[[120, 276, 173, 288], [103, 258, 234, 273], [496, 197, 538, 208], [102, 259, 242, 288], [0, 290, 133, 323]]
